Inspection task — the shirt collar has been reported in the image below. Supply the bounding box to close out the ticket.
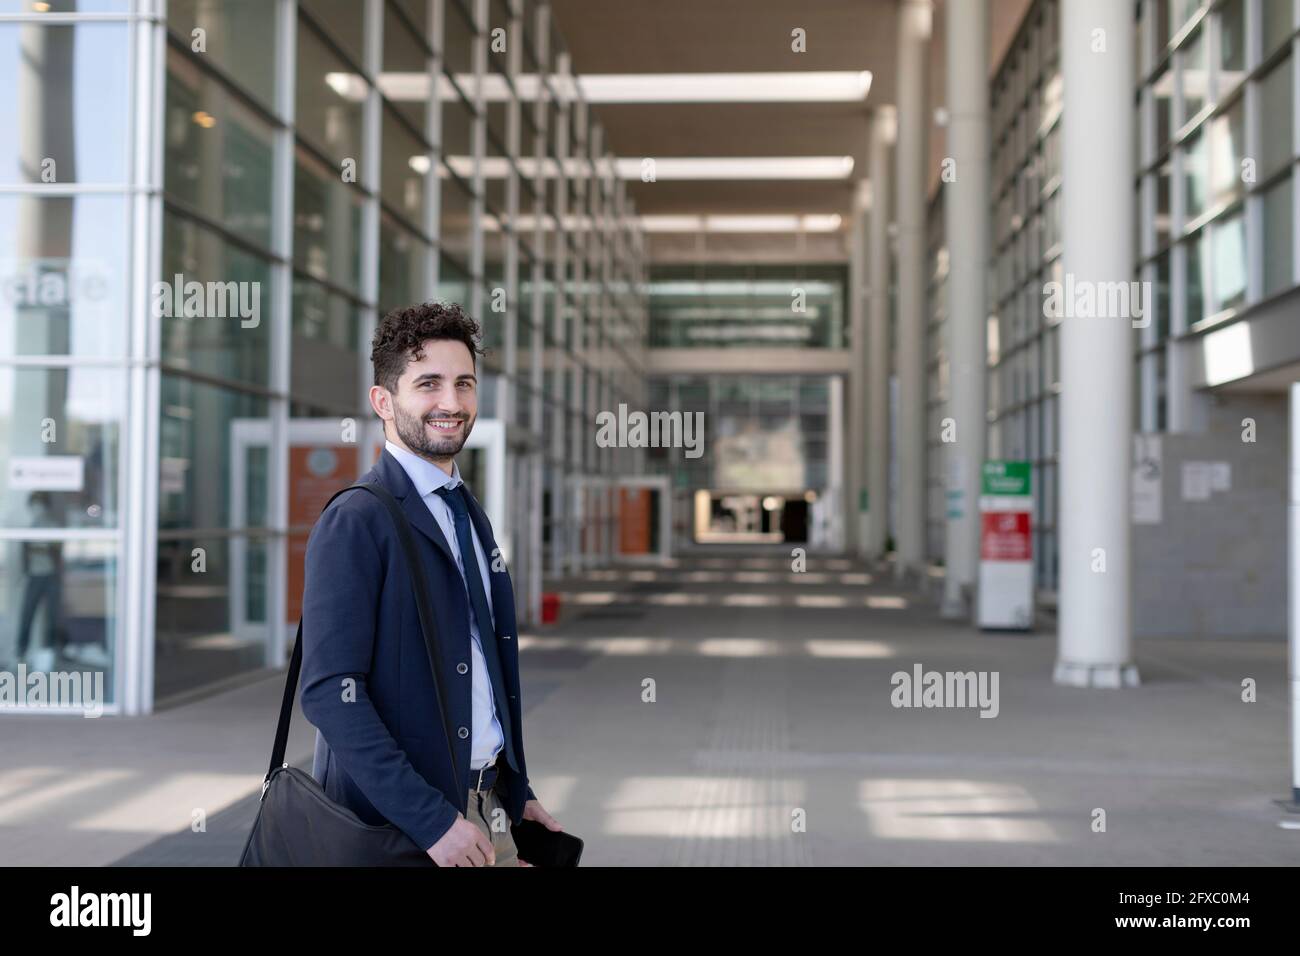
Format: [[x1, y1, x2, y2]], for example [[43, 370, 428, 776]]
[[384, 439, 462, 498]]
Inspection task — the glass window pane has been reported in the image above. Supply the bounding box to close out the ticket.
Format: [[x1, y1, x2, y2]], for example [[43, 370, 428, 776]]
[[296, 19, 367, 167], [291, 277, 362, 412], [160, 211, 273, 388], [154, 534, 268, 702], [443, 0, 476, 80], [1263, 175, 1294, 297], [0, 193, 128, 358], [1184, 129, 1207, 222], [294, 147, 365, 296], [0, 22, 130, 184], [1263, 0, 1296, 59], [1185, 231, 1207, 323], [384, 1, 429, 131], [1, 540, 117, 704], [165, 48, 276, 251], [1208, 97, 1244, 206], [300, 0, 366, 69], [381, 105, 427, 228], [1259, 56, 1293, 180], [379, 212, 428, 315], [1179, 27, 1207, 122], [1218, 0, 1246, 88], [1210, 211, 1246, 313], [158, 374, 269, 531], [167, 0, 278, 111], [0, 365, 121, 529], [439, 174, 473, 263], [435, 252, 471, 309], [1153, 68, 1174, 150]]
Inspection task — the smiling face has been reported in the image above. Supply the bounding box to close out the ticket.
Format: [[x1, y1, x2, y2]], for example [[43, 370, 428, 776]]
[[369, 337, 477, 471]]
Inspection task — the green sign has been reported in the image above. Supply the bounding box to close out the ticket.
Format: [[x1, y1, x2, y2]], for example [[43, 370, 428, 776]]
[[982, 460, 1031, 496], [859, 489, 869, 511]]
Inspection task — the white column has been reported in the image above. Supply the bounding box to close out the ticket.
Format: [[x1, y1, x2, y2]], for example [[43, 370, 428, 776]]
[[1054, 0, 1139, 688], [940, 0, 989, 617], [847, 180, 870, 555], [894, 0, 931, 576], [865, 109, 894, 557]]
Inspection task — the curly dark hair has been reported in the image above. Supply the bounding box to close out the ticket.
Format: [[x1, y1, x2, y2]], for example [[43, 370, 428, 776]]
[[370, 301, 485, 392]]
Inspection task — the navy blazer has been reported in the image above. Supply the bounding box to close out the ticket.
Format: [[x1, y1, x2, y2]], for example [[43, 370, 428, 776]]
[[299, 448, 534, 852]]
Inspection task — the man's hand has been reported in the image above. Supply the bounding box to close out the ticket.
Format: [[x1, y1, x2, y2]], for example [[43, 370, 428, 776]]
[[426, 815, 496, 867], [515, 798, 562, 867]]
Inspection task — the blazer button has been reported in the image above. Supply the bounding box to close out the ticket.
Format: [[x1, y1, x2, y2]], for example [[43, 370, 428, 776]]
[[456, 662, 468, 674], [457, 726, 469, 739]]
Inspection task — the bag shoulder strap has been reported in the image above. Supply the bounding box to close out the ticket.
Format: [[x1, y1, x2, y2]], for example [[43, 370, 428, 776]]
[[265, 481, 465, 813]]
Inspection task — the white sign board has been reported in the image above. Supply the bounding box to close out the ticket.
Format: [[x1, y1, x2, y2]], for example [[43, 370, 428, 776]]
[[9, 456, 83, 492]]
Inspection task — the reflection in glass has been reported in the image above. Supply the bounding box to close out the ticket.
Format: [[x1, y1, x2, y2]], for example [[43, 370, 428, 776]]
[[0, 538, 115, 707], [1263, 0, 1296, 59], [164, 48, 275, 250], [296, 18, 366, 166], [159, 374, 269, 531], [440, 175, 474, 264], [1218, 0, 1246, 89], [1185, 231, 1206, 324], [1263, 176, 1294, 298], [295, 147, 365, 294], [1209, 99, 1243, 206], [166, 0, 277, 111], [436, 252, 472, 311], [300, 0, 366, 68], [1211, 212, 1246, 314], [1183, 130, 1207, 223], [154, 534, 268, 703], [1179, 28, 1207, 122], [0, 22, 129, 183], [160, 210, 273, 387], [291, 278, 362, 413], [381, 105, 427, 228], [379, 212, 428, 315], [0, 194, 128, 357], [1152, 69, 1173, 150], [0, 365, 120, 529], [1259, 57, 1293, 181]]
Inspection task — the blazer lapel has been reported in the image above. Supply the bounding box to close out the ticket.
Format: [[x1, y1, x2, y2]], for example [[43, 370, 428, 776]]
[[376, 450, 458, 569]]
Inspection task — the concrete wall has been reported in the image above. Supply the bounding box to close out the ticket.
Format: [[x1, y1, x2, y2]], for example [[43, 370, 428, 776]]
[[1133, 393, 1287, 639]]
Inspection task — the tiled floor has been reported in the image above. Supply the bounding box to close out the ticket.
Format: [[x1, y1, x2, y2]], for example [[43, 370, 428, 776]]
[[2, 552, 1296, 865]]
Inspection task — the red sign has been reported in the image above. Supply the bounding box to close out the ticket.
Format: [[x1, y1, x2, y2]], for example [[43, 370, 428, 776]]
[[980, 511, 1032, 561]]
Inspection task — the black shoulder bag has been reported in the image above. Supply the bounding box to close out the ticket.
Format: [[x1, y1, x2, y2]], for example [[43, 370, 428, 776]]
[[238, 481, 461, 866]]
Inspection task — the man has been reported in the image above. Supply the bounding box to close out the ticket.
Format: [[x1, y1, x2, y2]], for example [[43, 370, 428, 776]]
[[299, 301, 561, 867]]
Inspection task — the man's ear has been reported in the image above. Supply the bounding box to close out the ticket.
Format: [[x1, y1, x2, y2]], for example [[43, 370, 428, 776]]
[[368, 384, 394, 422]]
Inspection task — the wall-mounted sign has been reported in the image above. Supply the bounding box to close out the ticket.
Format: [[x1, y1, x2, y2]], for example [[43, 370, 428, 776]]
[[9, 456, 84, 492], [977, 460, 1034, 630]]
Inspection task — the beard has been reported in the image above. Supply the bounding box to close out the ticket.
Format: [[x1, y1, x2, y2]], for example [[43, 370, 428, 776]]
[[392, 398, 474, 461]]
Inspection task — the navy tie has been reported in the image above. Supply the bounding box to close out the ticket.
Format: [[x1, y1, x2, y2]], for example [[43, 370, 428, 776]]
[[433, 484, 519, 773]]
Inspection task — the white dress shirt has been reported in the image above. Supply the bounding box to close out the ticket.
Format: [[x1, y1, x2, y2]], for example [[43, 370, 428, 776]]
[[385, 440, 505, 770]]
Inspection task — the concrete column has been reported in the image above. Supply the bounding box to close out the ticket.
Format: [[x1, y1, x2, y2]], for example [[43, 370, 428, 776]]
[[940, 0, 989, 617], [894, 0, 931, 576], [1054, 0, 1139, 687], [865, 110, 894, 557], [847, 180, 870, 555]]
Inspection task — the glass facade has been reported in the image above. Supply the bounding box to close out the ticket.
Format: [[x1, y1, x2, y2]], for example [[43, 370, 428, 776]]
[[0, 0, 645, 714], [928, 0, 1300, 597]]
